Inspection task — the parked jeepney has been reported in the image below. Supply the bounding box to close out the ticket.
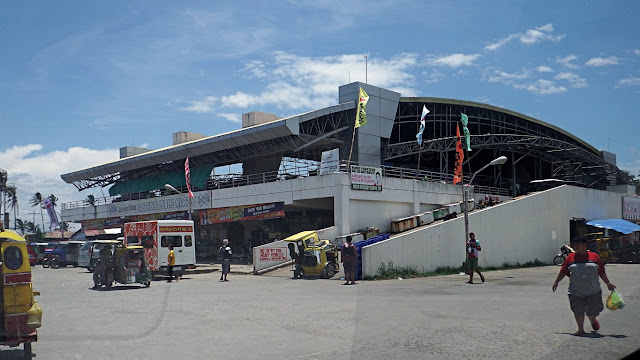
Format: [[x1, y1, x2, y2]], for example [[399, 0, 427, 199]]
[[0, 222, 43, 358]]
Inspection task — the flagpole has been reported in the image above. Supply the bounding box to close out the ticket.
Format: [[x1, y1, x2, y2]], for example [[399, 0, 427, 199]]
[[364, 56, 367, 84], [416, 104, 422, 179], [347, 124, 357, 170]]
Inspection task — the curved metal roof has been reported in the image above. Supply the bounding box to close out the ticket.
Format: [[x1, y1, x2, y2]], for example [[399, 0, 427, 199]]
[[401, 97, 599, 154]]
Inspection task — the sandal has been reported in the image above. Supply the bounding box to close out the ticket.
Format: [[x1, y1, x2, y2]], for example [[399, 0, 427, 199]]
[[591, 319, 600, 331], [480, 274, 485, 283]]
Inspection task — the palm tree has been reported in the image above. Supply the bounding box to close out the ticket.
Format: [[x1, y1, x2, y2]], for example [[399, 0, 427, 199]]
[[85, 194, 97, 219], [15, 219, 26, 235], [25, 220, 38, 234], [6, 185, 18, 230], [29, 192, 45, 231], [0, 169, 8, 222]]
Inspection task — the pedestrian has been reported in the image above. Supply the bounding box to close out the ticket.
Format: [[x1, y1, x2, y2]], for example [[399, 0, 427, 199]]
[[552, 237, 616, 336], [167, 244, 179, 282], [219, 238, 232, 282], [466, 232, 485, 284], [341, 236, 357, 285]]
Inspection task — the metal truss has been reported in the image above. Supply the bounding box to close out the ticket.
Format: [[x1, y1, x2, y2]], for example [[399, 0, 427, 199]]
[[70, 108, 355, 191], [384, 133, 620, 186]]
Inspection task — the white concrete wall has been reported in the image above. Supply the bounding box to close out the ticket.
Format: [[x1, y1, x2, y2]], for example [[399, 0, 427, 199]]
[[253, 240, 291, 273], [362, 185, 624, 277], [65, 174, 468, 237]]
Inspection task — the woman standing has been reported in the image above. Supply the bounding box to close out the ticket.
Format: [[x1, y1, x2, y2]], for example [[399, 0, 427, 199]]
[[552, 237, 616, 335], [341, 236, 357, 285]]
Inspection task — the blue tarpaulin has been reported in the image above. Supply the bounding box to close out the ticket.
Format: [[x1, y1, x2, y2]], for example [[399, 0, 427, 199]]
[[585, 219, 640, 235]]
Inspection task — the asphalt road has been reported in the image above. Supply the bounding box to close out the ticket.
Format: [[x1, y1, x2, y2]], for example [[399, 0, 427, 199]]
[[5, 264, 639, 360]]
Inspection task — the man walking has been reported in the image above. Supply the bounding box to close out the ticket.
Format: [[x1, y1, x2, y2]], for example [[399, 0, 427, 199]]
[[219, 238, 232, 282], [466, 232, 485, 284]]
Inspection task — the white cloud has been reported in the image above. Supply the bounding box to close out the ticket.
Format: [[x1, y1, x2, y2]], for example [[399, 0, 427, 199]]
[[633, 49, 640, 56], [616, 76, 640, 87], [0, 145, 119, 229], [217, 113, 242, 124], [422, 70, 446, 84], [179, 96, 218, 113], [515, 79, 567, 95], [484, 35, 516, 51], [429, 53, 481, 68], [485, 68, 566, 95], [554, 72, 588, 88], [484, 24, 564, 51], [585, 56, 620, 66], [179, 52, 420, 112], [536, 66, 554, 73], [556, 55, 579, 69]]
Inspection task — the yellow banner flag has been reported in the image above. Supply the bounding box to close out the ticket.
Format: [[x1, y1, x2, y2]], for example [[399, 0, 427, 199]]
[[355, 87, 369, 128]]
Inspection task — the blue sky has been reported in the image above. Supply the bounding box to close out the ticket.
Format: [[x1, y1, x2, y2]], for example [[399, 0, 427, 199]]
[[1, 0, 639, 229]]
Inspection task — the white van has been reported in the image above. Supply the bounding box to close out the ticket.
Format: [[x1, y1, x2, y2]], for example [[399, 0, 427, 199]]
[[123, 220, 196, 276]]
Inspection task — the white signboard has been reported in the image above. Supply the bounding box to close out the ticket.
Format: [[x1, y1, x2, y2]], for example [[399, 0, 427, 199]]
[[319, 148, 339, 175], [350, 165, 383, 191], [252, 240, 292, 274], [623, 196, 640, 220]]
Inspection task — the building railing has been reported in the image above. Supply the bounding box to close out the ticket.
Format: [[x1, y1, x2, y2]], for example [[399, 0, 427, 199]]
[[61, 158, 511, 210]]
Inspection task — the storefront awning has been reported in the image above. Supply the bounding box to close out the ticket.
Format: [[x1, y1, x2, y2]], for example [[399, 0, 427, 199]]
[[585, 219, 640, 235]]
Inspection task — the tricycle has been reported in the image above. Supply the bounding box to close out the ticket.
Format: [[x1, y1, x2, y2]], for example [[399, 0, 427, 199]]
[[1, 222, 43, 359], [285, 231, 339, 279], [93, 244, 151, 289]]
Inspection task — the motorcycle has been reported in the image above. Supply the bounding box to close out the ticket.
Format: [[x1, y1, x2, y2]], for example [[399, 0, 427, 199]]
[[554, 245, 574, 266]]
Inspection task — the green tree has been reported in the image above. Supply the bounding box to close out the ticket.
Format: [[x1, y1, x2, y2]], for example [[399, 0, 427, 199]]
[[29, 192, 45, 230], [85, 194, 96, 206], [0, 169, 8, 225], [15, 218, 26, 235], [25, 221, 38, 234], [6, 185, 18, 230], [85, 194, 97, 219]]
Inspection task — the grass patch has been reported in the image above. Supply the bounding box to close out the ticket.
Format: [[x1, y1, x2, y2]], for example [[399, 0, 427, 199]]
[[364, 258, 546, 280]]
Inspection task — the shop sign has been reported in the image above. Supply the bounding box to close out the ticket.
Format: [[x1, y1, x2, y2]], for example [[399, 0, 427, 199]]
[[200, 202, 285, 225], [623, 196, 640, 220], [82, 211, 188, 230], [319, 148, 339, 175], [350, 165, 382, 191], [107, 192, 211, 216]]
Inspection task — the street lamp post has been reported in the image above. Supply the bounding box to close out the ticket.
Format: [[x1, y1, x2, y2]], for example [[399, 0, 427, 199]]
[[463, 156, 508, 269], [164, 184, 192, 220]]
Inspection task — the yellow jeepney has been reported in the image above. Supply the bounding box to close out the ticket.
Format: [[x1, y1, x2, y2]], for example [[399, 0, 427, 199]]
[[0, 221, 42, 358]]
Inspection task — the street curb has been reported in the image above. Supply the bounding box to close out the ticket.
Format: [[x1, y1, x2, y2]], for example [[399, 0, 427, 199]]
[[187, 265, 254, 275]]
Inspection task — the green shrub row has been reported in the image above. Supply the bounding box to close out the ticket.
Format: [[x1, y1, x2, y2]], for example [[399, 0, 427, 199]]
[[364, 259, 546, 280]]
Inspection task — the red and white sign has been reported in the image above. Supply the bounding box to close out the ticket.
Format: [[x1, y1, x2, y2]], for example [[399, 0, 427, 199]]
[[623, 197, 640, 221], [259, 247, 288, 262]]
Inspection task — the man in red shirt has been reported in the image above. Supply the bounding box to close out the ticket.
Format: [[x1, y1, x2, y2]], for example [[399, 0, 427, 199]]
[[552, 237, 616, 335]]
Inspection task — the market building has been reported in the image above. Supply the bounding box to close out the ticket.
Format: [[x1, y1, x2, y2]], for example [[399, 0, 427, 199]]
[[60, 82, 636, 265]]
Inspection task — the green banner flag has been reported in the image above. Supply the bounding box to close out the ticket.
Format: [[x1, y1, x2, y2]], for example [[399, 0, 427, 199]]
[[461, 113, 472, 151]]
